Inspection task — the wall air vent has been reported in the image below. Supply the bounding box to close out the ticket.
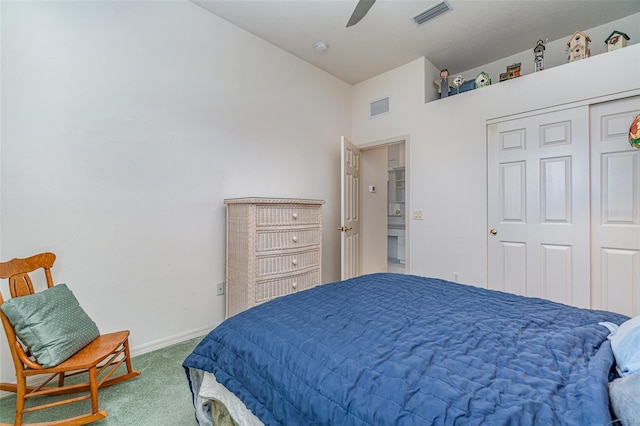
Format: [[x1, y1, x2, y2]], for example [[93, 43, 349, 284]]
[[412, 1, 452, 26], [370, 96, 390, 118]]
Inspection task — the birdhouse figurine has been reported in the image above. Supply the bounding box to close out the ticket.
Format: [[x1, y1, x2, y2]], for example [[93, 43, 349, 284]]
[[533, 39, 546, 72], [452, 74, 465, 94], [499, 63, 521, 81], [605, 30, 630, 51], [475, 72, 491, 88], [567, 30, 591, 62]]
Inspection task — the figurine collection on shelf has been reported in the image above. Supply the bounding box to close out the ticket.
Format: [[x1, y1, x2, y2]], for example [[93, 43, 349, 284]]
[[434, 27, 632, 100]]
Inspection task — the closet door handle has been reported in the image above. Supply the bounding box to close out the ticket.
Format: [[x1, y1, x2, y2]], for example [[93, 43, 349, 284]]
[[489, 229, 498, 236]]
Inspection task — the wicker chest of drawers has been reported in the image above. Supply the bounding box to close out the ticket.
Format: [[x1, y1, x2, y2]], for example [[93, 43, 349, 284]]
[[224, 198, 324, 318]]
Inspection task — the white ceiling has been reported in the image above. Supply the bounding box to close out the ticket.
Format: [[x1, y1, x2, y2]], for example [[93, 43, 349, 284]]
[[192, 0, 640, 85]]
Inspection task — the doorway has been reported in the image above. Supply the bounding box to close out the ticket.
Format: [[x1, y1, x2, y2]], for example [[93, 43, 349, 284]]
[[386, 143, 406, 273], [357, 139, 407, 275]]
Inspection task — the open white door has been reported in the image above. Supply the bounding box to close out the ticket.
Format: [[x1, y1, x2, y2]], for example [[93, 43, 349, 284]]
[[341, 136, 360, 280]]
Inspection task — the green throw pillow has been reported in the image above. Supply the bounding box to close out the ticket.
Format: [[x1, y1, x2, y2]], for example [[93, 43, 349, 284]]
[[0, 283, 100, 368]]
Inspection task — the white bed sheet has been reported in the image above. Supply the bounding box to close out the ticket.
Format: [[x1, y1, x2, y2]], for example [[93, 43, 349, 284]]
[[188, 367, 264, 426]]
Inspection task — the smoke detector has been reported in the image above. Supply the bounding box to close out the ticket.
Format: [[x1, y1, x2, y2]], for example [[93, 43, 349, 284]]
[[314, 41, 329, 53]]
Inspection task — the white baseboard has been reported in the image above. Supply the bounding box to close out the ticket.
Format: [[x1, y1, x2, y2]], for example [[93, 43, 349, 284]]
[[129, 323, 219, 358], [0, 323, 220, 400]]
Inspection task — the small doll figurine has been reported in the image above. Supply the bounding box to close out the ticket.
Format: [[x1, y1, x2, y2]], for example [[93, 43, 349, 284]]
[[434, 69, 452, 98]]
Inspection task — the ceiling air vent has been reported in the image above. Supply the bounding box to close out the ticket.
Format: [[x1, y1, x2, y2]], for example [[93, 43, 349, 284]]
[[412, 1, 452, 26]]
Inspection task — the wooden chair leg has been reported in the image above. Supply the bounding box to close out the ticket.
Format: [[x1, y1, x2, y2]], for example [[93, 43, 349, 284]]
[[14, 375, 27, 426], [88, 366, 99, 414], [124, 339, 134, 373]]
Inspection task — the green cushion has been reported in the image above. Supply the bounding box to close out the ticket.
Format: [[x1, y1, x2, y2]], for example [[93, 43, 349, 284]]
[[0, 284, 100, 368]]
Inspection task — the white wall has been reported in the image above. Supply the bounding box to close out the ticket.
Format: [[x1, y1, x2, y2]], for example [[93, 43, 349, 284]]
[[0, 0, 351, 383], [353, 31, 640, 286], [352, 57, 426, 144]]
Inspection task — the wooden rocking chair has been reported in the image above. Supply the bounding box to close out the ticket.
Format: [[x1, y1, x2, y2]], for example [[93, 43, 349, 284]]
[[0, 252, 141, 425]]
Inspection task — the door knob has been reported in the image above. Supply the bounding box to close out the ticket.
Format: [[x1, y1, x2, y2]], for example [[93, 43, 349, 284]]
[[489, 229, 498, 236], [338, 226, 353, 232]]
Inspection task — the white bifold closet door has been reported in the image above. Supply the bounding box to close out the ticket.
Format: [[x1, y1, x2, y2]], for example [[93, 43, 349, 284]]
[[488, 106, 591, 308], [488, 96, 640, 317], [590, 96, 640, 317]]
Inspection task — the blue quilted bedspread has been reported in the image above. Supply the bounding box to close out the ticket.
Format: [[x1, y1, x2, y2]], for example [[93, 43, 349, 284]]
[[184, 273, 629, 425]]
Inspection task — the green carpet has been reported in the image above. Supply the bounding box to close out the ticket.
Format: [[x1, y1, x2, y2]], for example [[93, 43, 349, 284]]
[[0, 337, 202, 425]]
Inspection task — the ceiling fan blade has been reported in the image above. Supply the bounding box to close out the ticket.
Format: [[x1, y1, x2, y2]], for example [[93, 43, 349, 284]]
[[346, 0, 376, 28]]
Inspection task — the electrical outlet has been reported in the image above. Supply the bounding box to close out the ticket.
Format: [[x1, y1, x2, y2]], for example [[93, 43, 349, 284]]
[[217, 282, 225, 296], [452, 272, 460, 282], [413, 209, 424, 220]]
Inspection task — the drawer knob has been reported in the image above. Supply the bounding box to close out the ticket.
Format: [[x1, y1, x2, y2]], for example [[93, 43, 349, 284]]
[[292, 236, 299, 242], [292, 213, 298, 219], [292, 259, 298, 265], [291, 282, 298, 289]]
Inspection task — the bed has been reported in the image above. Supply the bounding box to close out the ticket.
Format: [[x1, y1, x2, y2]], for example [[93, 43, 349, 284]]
[[183, 273, 637, 425]]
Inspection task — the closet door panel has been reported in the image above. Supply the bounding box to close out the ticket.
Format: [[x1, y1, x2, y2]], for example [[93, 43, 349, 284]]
[[541, 244, 573, 304], [591, 96, 640, 317], [599, 248, 639, 316], [488, 106, 590, 307]]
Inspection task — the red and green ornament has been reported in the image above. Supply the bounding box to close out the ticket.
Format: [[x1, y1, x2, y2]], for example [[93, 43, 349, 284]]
[[630, 114, 640, 149]]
